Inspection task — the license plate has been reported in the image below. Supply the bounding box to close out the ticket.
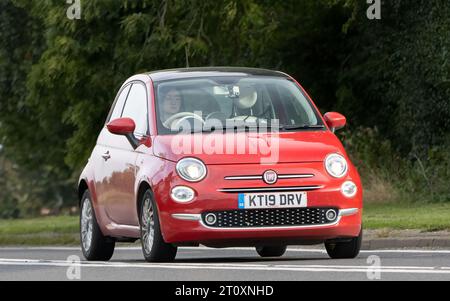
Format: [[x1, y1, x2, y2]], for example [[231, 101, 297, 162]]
[[238, 192, 307, 209]]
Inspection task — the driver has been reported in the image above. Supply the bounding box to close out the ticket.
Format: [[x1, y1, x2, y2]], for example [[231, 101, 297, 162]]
[[160, 88, 183, 127]]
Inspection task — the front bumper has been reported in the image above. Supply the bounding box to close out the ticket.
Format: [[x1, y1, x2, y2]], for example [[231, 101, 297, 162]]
[[162, 208, 361, 245], [154, 161, 363, 246]]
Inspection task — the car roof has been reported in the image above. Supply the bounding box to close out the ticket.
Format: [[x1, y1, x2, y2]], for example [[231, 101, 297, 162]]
[[146, 67, 290, 82]]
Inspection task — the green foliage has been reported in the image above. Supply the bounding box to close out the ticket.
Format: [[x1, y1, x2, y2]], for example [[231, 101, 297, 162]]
[[336, 0, 450, 156], [0, 149, 75, 218], [341, 127, 450, 203], [334, 0, 450, 203]]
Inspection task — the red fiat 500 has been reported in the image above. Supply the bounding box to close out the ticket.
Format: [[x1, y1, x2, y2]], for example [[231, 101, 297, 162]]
[[78, 67, 363, 262]]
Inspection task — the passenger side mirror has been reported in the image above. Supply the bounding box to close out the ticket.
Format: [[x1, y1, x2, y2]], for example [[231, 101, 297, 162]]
[[107, 118, 139, 149], [324, 112, 346, 133]]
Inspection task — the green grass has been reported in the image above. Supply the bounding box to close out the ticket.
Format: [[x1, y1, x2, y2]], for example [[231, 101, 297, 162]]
[[363, 202, 450, 231], [1, 203, 450, 245], [0, 216, 79, 245]]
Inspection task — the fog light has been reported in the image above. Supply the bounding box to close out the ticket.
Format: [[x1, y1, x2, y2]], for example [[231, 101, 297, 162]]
[[341, 181, 357, 198], [171, 186, 195, 203], [326, 209, 337, 221], [205, 213, 217, 226]]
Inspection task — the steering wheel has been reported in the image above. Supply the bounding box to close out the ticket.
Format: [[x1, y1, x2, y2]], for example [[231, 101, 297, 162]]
[[163, 112, 205, 129]]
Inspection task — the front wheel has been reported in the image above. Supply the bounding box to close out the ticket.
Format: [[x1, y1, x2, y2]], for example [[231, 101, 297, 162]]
[[256, 245, 287, 257], [139, 190, 177, 262], [80, 191, 115, 261], [325, 230, 362, 259]]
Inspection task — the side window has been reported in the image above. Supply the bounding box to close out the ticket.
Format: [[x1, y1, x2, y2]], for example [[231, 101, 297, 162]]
[[109, 85, 131, 121], [121, 83, 148, 135]]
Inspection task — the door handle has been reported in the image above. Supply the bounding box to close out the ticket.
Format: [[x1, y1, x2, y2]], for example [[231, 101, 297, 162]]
[[102, 151, 111, 161]]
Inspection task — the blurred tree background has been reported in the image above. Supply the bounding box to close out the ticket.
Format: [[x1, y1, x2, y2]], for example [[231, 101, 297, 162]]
[[0, 0, 449, 218]]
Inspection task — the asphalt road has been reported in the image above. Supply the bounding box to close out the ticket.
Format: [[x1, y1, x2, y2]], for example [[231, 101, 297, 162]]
[[1, 246, 450, 281]]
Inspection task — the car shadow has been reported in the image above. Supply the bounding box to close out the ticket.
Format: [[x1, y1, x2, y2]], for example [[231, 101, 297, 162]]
[[116, 256, 330, 264], [173, 256, 329, 263]]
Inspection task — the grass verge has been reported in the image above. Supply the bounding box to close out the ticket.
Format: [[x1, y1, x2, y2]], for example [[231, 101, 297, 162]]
[[363, 202, 450, 231], [1, 203, 450, 245], [0, 216, 79, 245]]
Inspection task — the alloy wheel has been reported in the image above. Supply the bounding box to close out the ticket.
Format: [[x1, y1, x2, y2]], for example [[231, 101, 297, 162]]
[[81, 198, 94, 252], [141, 198, 155, 254]]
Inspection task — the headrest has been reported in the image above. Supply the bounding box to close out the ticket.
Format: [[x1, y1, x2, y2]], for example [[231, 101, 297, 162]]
[[234, 86, 257, 109]]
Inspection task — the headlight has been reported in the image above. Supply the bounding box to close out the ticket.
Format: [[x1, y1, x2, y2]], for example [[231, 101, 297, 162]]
[[341, 181, 357, 198], [325, 153, 348, 178], [171, 186, 195, 203], [176, 158, 207, 182]]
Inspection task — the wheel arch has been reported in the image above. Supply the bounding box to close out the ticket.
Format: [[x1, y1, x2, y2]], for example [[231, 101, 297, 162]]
[[136, 180, 153, 219], [78, 179, 89, 207]]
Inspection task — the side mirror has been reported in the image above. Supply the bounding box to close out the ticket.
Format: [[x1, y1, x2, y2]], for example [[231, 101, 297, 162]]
[[107, 117, 135, 135], [324, 112, 346, 133], [107, 118, 139, 149]]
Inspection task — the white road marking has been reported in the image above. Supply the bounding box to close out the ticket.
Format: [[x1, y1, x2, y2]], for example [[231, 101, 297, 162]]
[[0, 258, 449, 275]]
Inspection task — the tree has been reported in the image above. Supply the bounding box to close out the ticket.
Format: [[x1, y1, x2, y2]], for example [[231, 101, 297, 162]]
[[336, 0, 450, 156]]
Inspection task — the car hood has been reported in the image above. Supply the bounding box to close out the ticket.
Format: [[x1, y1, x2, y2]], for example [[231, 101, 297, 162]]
[[152, 131, 346, 165]]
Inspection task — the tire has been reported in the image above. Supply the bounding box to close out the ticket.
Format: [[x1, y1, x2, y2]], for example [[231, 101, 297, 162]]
[[139, 190, 177, 262], [80, 190, 115, 261], [256, 245, 287, 257], [325, 230, 362, 259]]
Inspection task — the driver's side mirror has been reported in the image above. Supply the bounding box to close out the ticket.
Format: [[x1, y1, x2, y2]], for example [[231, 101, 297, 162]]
[[324, 112, 346, 133], [107, 118, 140, 149]]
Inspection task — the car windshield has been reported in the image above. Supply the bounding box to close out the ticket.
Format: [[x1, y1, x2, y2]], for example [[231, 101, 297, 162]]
[[154, 76, 323, 134]]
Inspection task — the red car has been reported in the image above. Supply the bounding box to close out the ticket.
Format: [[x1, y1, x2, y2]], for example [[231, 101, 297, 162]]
[[78, 67, 363, 262]]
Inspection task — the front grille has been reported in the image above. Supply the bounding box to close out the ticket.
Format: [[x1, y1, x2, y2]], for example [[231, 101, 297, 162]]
[[201, 207, 338, 228]]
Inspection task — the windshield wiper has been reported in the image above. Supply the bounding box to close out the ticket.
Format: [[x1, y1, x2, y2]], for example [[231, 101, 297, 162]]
[[198, 125, 257, 133], [279, 124, 325, 131], [189, 123, 324, 133], [193, 123, 273, 133]]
